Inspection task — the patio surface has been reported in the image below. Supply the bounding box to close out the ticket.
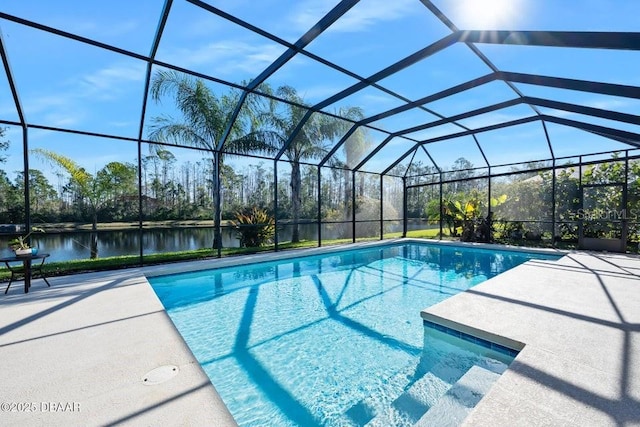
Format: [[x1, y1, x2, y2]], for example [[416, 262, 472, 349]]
[[1, 240, 639, 426], [422, 249, 640, 427]]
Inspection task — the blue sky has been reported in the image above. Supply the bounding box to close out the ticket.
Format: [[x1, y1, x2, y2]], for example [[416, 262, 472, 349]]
[[0, 0, 639, 182]]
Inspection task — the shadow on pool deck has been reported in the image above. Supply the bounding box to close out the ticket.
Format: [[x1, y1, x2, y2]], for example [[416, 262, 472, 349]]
[[423, 251, 640, 426]]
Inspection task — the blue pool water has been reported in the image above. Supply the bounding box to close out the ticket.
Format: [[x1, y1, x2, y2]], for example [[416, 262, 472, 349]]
[[150, 243, 560, 426]]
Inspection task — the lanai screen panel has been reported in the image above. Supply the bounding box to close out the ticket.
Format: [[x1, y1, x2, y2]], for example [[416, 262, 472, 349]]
[[320, 166, 352, 244], [2, 21, 147, 139], [440, 177, 489, 240], [305, 0, 451, 77], [403, 122, 465, 144], [140, 142, 216, 254], [357, 136, 413, 175], [204, 0, 344, 44], [370, 108, 441, 135], [0, 124, 24, 259], [155, 0, 287, 86], [422, 135, 488, 173], [382, 175, 404, 238], [275, 111, 356, 166], [545, 123, 633, 159], [628, 154, 640, 244], [0, 0, 163, 54], [275, 160, 318, 245], [477, 121, 552, 167], [491, 171, 554, 243], [377, 43, 492, 104], [354, 170, 381, 241], [143, 66, 240, 153], [424, 80, 518, 118], [406, 184, 440, 235], [455, 104, 534, 130], [553, 164, 581, 243], [30, 131, 140, 261], [405, 160, 441, 237], [261, 53, 360, 107], [322, 85, 406, 120], [406, 148, 440, 186], [323, 126, 387, 171]]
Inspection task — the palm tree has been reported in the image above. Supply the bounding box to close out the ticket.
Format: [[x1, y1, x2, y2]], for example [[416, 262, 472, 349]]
[[32, 148, 137, 258], [148, 70, 270, 248], [235, 86, 363, 242]]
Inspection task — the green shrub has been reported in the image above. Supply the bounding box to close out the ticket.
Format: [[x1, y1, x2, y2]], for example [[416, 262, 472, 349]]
[[232, 207, 276, 247]]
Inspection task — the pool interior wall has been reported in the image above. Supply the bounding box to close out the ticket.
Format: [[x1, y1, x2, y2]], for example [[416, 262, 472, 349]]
[[149, 241, 560, 426]]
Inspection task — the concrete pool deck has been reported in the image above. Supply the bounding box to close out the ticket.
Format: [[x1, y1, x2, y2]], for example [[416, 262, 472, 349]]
[[421, 249, 640, 426], [1, 240, 639, 426]]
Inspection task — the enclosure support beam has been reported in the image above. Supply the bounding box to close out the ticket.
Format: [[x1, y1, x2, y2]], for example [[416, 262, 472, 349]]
[[402, 177, 408, 238], [380, 174, 384, 240], [21, 128, 30, 238], [274, 160, 279, 251], [214, 151, 222, 257], [624, 153, 629, 250], [487, 166, 492, 243], [578, 157, 583, 246], [541, 120, 556, 247], [439, 174, 443, 241], [317, 166, 322, 247], [551, 159, 557, 247], [460, 30, 640, 51], [352, 171, 357, 243]]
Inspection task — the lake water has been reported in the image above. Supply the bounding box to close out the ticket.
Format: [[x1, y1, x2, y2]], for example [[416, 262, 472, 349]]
[[0, 221, 430, 263]]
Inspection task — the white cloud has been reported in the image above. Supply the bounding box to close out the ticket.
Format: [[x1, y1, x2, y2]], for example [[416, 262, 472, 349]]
[[298, 84, 351, 103], [587, 98, 634, 111], [42, 112, 84, 128], [108, 120, 137, 129], [25, 62, 145, 116], [162, 41, 283, 78], [20, 61, 145, 132], [77, 63, 146, 100], [24, 94, 73, 117], [290, 0, 416, 33], [64, 18, 140, 40]]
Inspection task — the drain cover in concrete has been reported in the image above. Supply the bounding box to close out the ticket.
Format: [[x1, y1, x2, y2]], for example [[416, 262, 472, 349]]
[[143, 365, 179, 385]]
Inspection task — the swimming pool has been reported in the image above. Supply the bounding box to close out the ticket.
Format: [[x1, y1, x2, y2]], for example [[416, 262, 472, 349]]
[[150, 242, 561, 426]]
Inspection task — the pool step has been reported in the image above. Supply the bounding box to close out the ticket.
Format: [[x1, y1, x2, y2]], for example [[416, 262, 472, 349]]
[[342, 355, 453, 426], [364, 357, 464, 427], [413, 365, 502, 427], [364, 370, 451, 426]]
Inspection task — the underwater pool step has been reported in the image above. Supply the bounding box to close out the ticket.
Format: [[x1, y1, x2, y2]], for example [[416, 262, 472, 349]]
[[413, 365, 502, 427], [364, 370, 452, 426]]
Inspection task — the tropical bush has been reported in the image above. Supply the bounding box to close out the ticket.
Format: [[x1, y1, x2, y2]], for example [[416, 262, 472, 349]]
[[231, 207, 276, 247]]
